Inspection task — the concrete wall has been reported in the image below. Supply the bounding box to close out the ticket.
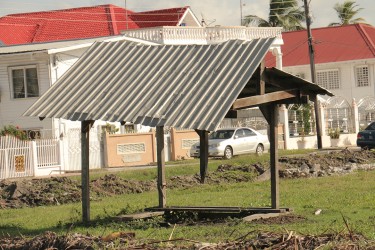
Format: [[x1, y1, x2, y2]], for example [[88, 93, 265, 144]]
[[104, 131, 156, 167], [170, 128, 199, 160], [287, 134, 357, 150]]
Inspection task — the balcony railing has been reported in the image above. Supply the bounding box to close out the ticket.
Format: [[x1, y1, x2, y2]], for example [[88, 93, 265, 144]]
[[121, 26, 283, 45]]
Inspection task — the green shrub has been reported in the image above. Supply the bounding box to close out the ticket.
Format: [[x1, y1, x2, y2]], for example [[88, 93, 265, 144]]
[[328, 128, 340, 139], [0, 125, 28, 140]]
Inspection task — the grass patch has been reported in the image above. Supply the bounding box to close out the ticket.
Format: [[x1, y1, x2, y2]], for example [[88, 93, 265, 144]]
[[1, 168, 374, 242]]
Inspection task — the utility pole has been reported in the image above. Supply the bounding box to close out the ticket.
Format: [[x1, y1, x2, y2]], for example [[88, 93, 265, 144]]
[[303, 0, 323, 149], [125, 0, 128, 30], [240, 0, 243, 25]]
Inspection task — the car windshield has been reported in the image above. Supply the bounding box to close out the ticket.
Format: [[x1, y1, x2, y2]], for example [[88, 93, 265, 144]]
[[209, 130, 234, 139], [365, 122, 375, 130]]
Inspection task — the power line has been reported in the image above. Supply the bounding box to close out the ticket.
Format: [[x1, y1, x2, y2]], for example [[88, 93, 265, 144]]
[[1, 15, 183, 23], [2, 10, 186, 17]]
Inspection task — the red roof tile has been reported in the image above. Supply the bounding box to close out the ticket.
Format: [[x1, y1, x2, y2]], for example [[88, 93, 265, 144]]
[[0, 4, 189, 45], [266, 24, 375, 67], [130, 7, 188, 28], [0, 24, 38, 44]]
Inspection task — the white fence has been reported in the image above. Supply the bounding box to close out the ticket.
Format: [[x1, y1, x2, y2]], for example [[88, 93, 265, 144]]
[[0, 136, 33, 179], [0, 136, 62, 180]]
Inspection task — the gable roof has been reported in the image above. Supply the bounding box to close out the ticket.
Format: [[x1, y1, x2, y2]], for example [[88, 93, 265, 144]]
[[0, 5, 194, 45], [266, 24, 375, 67], [24, 39, 275, 131]]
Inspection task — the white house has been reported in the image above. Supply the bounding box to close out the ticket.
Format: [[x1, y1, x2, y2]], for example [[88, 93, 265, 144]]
[[272, 24, 375, 103]]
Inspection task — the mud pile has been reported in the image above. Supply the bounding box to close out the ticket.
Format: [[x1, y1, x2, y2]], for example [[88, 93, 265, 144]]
[[1, 149, 375, 209]]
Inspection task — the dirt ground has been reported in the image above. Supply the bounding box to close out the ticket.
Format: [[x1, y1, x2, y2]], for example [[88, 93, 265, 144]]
[[0, 226, 373, 249], [1, 148, 375, 249]]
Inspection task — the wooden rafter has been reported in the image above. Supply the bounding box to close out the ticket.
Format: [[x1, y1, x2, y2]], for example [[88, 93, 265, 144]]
[[232, 89, 301, 110]]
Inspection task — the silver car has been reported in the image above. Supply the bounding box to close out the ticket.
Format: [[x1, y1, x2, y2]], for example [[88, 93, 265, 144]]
[[190, 127, 270, 159]]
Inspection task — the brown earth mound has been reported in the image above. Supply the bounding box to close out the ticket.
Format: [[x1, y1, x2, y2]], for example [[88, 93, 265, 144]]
[[1, 149, 375, 209]]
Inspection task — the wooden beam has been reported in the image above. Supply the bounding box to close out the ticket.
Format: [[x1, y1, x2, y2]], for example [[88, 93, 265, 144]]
[[195, 129, 209, 183], [156, 126, 166, 208], [269, 105, 279, 209], [81, 120, 94, 225], [232, 89, 300, 110]]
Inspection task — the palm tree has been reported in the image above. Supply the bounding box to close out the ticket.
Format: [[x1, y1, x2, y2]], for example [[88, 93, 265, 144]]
[[329, 0, 366, 26], [242, 0, 305, 31]]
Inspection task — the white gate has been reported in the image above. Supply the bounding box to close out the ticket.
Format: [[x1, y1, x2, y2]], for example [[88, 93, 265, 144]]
[[0, 136, 34, 179], [34, 138, 62, 176], [164, 134, 171, 161], [64, 127, 104, 171]]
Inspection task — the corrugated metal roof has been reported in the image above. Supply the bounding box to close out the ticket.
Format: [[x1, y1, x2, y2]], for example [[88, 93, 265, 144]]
[[24, 38, 275, 131]]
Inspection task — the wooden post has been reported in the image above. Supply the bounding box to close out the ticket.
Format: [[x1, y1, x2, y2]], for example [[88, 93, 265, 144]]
[[81, 120, 94, 225], [196, 129, 209, 183], [269, 105, 280, 209], [156, 126, 166, 208]]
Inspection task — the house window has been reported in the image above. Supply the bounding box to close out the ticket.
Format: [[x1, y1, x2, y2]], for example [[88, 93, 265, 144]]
[[355, 66, 369, 87], [316, 69, 340, 90], [10, 66, 39, 99]]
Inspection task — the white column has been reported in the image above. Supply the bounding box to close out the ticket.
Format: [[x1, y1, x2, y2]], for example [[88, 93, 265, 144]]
[[352, 98, 359, 133], [319, 101, 326, 136], [31, 141, 38, 176], [279, 104, 290, 149], [272, 47, 283, 70], [58, 140, 64, 174]]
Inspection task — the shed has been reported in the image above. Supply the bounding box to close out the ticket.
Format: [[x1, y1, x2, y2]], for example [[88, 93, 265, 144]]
[[24, 39, 332, 223]]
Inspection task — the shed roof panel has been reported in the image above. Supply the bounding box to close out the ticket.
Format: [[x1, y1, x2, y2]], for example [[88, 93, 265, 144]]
[[25, 38, 275, 131]]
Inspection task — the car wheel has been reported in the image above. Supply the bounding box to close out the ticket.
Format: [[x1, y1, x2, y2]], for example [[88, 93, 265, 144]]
[[255, 144, 264, 156], [223, 146, 233, 159]]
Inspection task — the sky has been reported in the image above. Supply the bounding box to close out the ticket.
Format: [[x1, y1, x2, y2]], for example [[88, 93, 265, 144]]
[[0, 0, 374, 28]]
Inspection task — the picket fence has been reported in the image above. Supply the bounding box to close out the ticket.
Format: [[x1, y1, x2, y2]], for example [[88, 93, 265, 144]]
[[0, 135, 61, 179]]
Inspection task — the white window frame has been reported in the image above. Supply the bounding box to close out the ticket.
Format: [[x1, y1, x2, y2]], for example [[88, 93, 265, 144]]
[[316, 69, 340, 90], [8, 65, 40, 99], [355, 65, 370, 87]]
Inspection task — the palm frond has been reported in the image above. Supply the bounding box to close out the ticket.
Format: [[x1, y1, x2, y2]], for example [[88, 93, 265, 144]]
[[332, 0, 366, 26], [242, 15, 270, 27]]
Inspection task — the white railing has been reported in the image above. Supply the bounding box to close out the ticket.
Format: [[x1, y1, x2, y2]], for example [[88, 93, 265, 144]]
[[0, 136, 33, 179], [0, 136, 62, 179], [36, 139, 60, 167], [122, 26, 283, 45]]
